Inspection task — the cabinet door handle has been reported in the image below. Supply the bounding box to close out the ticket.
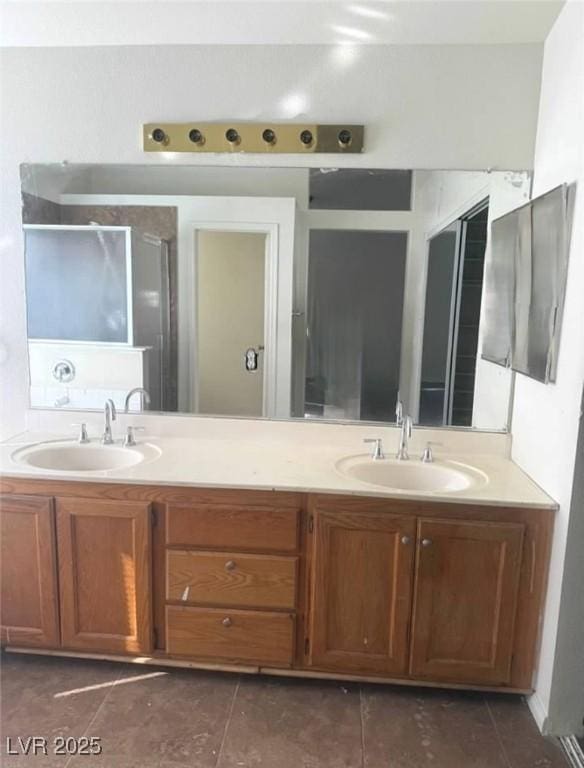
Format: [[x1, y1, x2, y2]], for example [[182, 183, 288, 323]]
[[222, 617, 232, 628], [401, 535, 411, 545], [421, 538, 432, 548], [225, 560, 236, 571]]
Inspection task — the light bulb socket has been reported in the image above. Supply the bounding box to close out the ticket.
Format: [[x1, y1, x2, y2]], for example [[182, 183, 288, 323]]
[[188, 128, 205, 146], [262, 128, 277, 146], [338, 129, 353, 148], [151, 128, 167, 144], [225, 128, 241, 145]]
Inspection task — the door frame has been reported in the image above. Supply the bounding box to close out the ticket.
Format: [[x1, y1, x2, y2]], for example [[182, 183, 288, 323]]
[[420, 196, 489, 426], [445, 199, 490, 424], [190, 221, 279, 418], [419, 223, 461, 427], [445, 220, 466, 425]]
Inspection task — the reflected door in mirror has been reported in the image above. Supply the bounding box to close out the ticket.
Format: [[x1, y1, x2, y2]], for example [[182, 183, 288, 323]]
[[196, 230, 267, 417]]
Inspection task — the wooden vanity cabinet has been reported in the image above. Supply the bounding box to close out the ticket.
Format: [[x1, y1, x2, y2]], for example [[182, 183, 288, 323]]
[[0, 478, 553, 694], [0, 494, 60, 648], [56, 498, 152, 655]]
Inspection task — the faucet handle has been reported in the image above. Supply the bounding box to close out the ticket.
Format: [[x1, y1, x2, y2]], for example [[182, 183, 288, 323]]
[[124, 425, 145, 447], [421, 441, 442, 463], [364, 438, 385, 460], [71, 423, 90, 444]]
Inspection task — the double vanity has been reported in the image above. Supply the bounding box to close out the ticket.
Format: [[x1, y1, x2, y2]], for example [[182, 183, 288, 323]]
[[0, 414, 556, 695]]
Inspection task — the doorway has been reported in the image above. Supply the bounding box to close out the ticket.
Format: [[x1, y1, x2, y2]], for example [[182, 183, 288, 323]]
[[420, 201, 489, 427], [195, 229, 268, 417]]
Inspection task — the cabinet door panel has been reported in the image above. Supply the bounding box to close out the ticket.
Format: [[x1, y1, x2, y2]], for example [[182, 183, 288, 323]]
[[309, 509, 415, 675], [0, 495, 60, 647], [57, 498, 152, 654], [410, 518, 524, 685]]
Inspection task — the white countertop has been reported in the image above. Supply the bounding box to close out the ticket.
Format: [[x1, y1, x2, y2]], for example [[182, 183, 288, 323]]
[[0, 428, 557, 510]]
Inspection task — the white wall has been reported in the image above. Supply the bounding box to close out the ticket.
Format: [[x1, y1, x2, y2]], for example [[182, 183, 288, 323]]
[[0, 1, 563, 48], [0, 44, 541, 434], [510, 0, 584, 736], [0, 43, 543, 439]]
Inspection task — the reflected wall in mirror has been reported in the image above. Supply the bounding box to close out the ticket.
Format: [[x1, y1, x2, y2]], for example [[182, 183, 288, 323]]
[[20, 164, 531, 431]]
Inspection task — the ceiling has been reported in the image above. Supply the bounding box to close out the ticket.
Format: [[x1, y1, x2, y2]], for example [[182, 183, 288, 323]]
[[0, 0, 565, 47]]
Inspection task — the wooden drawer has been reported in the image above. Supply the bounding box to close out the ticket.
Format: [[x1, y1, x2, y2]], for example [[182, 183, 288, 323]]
[[167, 550, 298, 609], [166, 605, 294, 666], [166, 504, 299, 552]]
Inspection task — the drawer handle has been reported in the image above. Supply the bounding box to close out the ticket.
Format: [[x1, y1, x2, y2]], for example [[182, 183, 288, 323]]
[[421, 538, 432, 548], [401, 535, 411, 545], [225, 560, 236, 571], [222, 617, 232, 628]]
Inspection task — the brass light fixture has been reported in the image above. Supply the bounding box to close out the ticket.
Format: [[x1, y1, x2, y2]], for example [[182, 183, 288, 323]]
[[143, 123, 364, 153]]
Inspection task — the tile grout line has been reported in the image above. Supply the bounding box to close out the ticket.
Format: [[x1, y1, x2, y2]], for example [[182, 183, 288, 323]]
[[484, 698, 514, 768], [63, 666, 124, 768], [359, 685, 366, 768], [214, 675, 241, 768]]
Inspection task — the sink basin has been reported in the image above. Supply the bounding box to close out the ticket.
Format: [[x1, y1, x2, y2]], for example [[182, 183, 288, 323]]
[[11, 439, 161, 473], [336, 454, 487, 494]]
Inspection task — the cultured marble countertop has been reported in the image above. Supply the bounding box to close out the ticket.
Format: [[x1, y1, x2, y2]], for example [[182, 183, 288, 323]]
[[0, 427, 557, 510]]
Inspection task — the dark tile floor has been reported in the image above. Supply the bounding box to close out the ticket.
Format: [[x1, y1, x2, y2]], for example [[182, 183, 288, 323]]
[[0, 653, 568, 768]]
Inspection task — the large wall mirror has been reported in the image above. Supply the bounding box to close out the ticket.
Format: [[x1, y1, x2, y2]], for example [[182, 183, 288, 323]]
[[20, 164, 531, 431]]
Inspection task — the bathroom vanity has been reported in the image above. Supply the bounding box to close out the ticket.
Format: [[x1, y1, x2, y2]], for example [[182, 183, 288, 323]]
[[2, 163, 562, 695], [0, 427, 555, 695]]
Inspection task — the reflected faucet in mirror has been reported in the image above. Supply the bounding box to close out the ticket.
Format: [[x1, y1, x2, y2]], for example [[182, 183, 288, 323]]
[[395, 394, 404, 426], [125, 387, 152, 413]]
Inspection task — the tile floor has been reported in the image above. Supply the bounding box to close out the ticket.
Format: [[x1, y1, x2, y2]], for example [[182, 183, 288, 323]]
[[0, 653, 568, 768]]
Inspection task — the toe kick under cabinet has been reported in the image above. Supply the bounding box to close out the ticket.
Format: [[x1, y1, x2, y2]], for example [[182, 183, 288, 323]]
[[0, 478, 553, 693]]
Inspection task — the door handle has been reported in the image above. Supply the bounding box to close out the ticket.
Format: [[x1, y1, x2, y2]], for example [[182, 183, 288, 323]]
[[245, 345, 264, 371], [245, 348, 259, 371]]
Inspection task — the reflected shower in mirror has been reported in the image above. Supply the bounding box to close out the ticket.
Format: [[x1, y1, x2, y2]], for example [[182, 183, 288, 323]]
[[20, 164, 532, 431]]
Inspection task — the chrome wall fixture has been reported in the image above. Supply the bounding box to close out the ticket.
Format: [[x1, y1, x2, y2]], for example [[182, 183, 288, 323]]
[[143, 123, 365, 154]]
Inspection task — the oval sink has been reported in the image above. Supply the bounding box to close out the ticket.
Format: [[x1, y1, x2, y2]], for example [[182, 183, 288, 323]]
[[11, 440, 161, 473], [336, 454, 487, 494]]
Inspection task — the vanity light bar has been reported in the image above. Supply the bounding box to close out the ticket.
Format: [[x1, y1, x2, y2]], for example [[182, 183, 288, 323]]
[[143, 123, 364, 154]]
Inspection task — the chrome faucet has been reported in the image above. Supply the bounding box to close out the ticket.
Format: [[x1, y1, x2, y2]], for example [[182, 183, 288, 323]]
[[396, 415, 413, 461], [102, 399, 117, 445], [124, 387, 151, 413]]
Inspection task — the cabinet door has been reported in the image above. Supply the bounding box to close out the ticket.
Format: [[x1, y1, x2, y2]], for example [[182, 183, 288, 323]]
[[0, 495, 60, 647], [57, 498, 152, 654], [308, 509, 415, 675], [410, 518, 524, 685]]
